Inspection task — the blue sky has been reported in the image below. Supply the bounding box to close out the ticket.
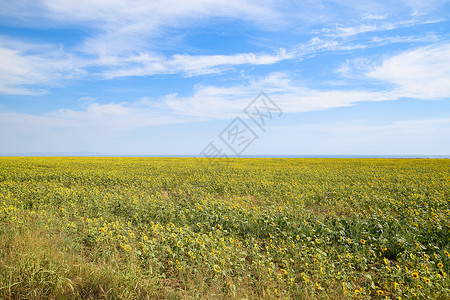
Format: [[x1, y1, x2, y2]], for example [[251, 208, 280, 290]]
[[1, 0, 450, 155]]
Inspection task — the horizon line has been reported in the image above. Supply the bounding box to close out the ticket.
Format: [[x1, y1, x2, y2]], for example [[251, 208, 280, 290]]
[[1, 153, 449, 159]]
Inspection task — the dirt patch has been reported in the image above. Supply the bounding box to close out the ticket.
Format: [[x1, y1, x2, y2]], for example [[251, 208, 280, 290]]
[[161, 190, 169, 198], [304, 204, 350, 218]]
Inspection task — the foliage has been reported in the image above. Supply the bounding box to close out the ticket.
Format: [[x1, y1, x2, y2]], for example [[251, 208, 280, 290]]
[[0, 157, 449, 299]]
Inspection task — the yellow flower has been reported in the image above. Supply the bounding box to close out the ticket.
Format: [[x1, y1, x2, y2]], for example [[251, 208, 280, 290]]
[[213, 265, 220, 272], [437, 263, 443, 268], [377, 290, 384, 295], [354, 289, 361, 297], [410, 253, 415, 259], [424, 254, 429, 260], [124, 244, 132, 252], [417, 284, 422, 289], [302, 274, 308, 283], [360, 239, 366, 244], [423, 277, 430, 284], [393, 282, 399, 290], [177, 241, 183, 247], [411, 271, 419, 279]]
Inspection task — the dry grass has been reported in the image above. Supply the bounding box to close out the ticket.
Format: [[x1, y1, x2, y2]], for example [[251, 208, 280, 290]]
[[0, 222, 161, 299]]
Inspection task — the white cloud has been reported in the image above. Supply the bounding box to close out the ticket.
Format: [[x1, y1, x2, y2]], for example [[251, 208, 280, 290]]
[[325, 24, 379, 38], [368, 43, 450, 99], [292, 30, 439, 59], [0, 36, 291, 93], [334, 43, 450, 99], [0, 72, 397, 134], [320, 18, 440, 38], [39, 0, 282, 58], [0, 0, 293, 92], [0, 0, 449, 95], [78, 96, 97, 102], [293, 37, 367, 57], [102, 49, 292, 78], [0, 45, 49, 95], [0, 38, 85, 94], [3, 63, 445, 133], [152, 72, 397, 119], [362, 13, 388, 20], [0, 0, 288, 91], [367, 33, 439, 45]]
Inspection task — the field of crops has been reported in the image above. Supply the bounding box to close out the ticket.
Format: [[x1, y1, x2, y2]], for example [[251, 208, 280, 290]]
[[0, 157, 449, 299]]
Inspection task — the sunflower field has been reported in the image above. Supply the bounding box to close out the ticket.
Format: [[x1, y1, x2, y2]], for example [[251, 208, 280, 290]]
[[0, 157, 449, 299]]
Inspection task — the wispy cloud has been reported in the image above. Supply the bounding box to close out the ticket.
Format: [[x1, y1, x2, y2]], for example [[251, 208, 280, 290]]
[[2, 44, 449, 131], [367, 43, 450, 99], [362, 13, 388, 20], [0, 38, 293, 92], [0, 37, 85, 94], [160, 72, 398, 119], [334, 42, 450, 100], [320, 18, 443, 38], [39, 0, 283, 57], [0, 0, 449, 95], [0, 71, 391, 136], [102, 49, 292, 78], [367, 33, 439, 45]]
